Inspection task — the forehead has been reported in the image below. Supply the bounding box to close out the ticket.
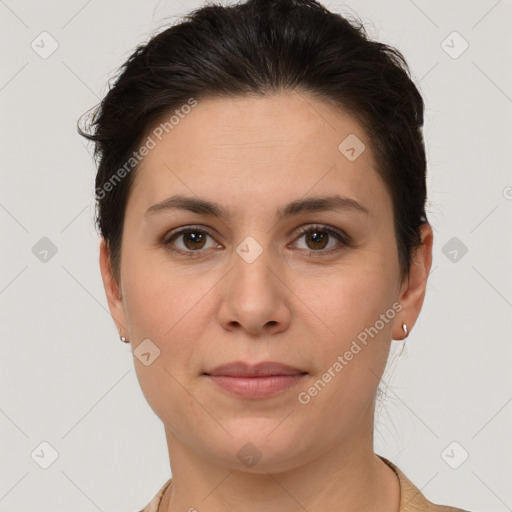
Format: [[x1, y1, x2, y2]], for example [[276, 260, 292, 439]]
[[127, 91, 389, 217]]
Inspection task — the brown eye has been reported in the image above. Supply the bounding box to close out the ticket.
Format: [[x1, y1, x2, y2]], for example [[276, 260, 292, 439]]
[[180, 231, 207, 250], [164, 227, 219, 256], [292, 225, 348, 255], [304, 230, 330, 250]]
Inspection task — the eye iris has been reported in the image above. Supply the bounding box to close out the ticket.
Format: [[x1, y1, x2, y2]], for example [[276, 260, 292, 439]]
[[306, 230, 328, 250], [183, 231, 206, 250]]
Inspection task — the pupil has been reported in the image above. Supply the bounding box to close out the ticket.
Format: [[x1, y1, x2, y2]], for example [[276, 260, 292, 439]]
[[185, 232, 205, 249], [308, 231, 327, 250]]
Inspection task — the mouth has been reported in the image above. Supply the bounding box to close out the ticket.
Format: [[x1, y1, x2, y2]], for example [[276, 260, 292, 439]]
[[204, 360, 307, 377], [203, 361, 308, 399]]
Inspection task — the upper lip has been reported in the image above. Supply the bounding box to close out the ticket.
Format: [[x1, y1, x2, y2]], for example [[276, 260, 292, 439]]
[[204, 361, 307, 377]]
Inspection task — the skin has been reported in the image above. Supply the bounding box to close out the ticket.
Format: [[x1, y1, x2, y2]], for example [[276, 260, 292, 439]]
[[99, 90, 433, 512]]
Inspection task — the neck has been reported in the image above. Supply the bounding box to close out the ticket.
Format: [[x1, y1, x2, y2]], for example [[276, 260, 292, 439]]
[[159, 427, 399, 512]]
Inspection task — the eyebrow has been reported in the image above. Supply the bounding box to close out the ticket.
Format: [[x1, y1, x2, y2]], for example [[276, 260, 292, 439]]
[[145, 193, 370, 219]]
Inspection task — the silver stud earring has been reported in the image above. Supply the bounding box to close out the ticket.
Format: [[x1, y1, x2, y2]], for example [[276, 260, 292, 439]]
[[120, 336, 130, 343]]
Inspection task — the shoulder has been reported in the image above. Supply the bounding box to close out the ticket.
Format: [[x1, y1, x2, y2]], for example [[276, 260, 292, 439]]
[[137, 478, 172, 512], [378, 456, 472, 512]]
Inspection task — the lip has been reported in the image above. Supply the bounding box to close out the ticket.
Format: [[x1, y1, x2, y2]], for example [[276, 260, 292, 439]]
[[204, 361, 306, 377], [203, 361, 308, 399]]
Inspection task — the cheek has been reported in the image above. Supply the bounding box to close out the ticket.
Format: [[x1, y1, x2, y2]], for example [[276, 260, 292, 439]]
[[121, 247, 210, 340], [293, 258, 397, 396], [293, 270, 395, 430], [122, 262, 210, 418], [294, 262, 396, 343]]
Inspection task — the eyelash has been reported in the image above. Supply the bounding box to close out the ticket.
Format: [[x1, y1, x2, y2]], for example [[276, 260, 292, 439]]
[[162, 224, 350, 258]]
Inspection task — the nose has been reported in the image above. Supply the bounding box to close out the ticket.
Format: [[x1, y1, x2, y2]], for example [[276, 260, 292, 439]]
[[217, 245, 293, 336]]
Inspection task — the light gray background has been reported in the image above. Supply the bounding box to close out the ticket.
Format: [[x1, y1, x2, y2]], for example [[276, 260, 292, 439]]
[[1, 1, 511, 511]]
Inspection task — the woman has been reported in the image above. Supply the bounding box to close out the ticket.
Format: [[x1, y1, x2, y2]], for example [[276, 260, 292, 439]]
[[79, 0, 470, 511]]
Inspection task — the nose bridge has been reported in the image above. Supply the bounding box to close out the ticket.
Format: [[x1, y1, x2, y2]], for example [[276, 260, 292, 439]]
[[231, 234, 279, 302], [217, 233, 291, 334]]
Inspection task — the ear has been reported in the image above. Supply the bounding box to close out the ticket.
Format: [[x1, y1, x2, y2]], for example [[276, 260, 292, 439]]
[[99, 237, 129, 339], [393, 223, 433, 339]]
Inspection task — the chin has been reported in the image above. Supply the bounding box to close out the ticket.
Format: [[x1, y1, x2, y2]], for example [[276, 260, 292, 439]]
[[202, 421, 309, 472]]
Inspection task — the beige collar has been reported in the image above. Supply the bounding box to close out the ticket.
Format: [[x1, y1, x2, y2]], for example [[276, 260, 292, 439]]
[[140, 456, 468, 512], [379, 456, 469, 512]]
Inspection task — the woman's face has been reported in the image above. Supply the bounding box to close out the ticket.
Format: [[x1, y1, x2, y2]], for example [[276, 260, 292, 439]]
[[101, 91, 432, 472]]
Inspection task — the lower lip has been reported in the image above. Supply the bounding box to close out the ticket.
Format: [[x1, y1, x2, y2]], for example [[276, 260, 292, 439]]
[[205, 374, 307, 399]]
